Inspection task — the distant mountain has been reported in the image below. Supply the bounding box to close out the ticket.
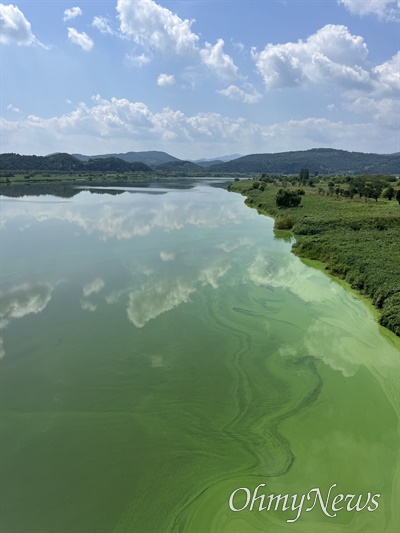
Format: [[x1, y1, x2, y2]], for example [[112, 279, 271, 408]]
[[192, 154, 242, 164], [155, 160, 203, 173], [2, 149, 399, 175], [72, 150, 179, 166], [0, 153, 84, 171], [0, 153, 152, 172], [208, 149, 400, 175], [194, 160, 224, 167], [84, 158, 151, 172]]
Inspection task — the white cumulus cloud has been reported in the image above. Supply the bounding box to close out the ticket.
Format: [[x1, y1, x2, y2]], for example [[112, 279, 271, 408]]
[[338, 0, 399, 21], [117, 0, 239, 80], [92, 15, 115, 35], [63, 6, 82, 22], [200, 39, 239, 80], [126, 52, 152, 67], [67, 27, 93, 51], [372, 51, 400, 95], [1, 94, 398, 156], [0, 3, 44, 46], [218, 85, 262, 104], [157, 73, 176, 87], [117, 0, 199, 56], [252, 24, 370, 90], [346, 96, 400, 129]]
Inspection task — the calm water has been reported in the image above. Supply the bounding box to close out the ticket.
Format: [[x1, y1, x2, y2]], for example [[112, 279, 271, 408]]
[[1, 181, 399, 533]]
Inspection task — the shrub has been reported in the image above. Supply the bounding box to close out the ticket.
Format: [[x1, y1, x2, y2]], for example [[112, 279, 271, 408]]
[[275, 215, 294, 230]]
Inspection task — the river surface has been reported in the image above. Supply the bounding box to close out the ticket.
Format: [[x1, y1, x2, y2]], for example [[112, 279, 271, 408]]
[[1, 180, 399, 532]]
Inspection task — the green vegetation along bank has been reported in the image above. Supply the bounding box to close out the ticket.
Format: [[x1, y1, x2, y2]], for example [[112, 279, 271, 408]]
[[228, 179, 400, 337]]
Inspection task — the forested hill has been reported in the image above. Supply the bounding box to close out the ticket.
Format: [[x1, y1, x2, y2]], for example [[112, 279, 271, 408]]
[[208, 149, 400, 175], [72, 150, 179, 166], [1, 149, 399, 175], [0, 153, 152, 172]]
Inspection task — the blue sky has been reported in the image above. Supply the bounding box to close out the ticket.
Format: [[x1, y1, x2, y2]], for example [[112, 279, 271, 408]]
[[1, 0, 399, 158]]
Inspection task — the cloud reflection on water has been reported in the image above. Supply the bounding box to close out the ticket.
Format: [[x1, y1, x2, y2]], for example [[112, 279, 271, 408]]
[[0, 282, 57, 330], [1, 189, 252, 241], [82, 277, 105, 297], [0, 282, 58, 359], [127, 259, 231, 327], [247, 250, 399, 380]]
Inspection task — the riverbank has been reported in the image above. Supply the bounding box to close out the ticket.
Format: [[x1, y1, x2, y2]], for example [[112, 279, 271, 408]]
[[228, 180, 400, 338]]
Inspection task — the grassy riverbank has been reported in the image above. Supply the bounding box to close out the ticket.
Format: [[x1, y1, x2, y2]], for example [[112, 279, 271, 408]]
[[228, 180, 400, 337]]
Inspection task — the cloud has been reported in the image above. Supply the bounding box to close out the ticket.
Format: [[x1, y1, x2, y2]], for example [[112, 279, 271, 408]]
[[252, 24, 370, 90], [117, 0, 239, 80], [67, 27, 94, 51], [7, 103, 20, 113], [345, 52, 400, 129], [92, 15, 115, 35], [1, 94, 398, 156], [345, 96, 400, 129], [217, 85, 262, 104], [200, 39, 239, 80], [125, 52, 152, 67], [63, 6, 82, 22], [0, 3, 44, 46], [372, 51, 400, 96], [338, 0, 399, 21], [157, 73, 176, 87], [0, 337, 4, 359], [117, 0, 199, 56]]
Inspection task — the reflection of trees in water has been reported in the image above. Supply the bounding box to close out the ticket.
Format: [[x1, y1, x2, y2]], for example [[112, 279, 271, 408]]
[[0, 177, 232, 198], [0, 184, 127, 199]]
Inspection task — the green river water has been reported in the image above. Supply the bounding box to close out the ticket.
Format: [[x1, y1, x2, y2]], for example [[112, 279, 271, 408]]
[[0, 181, 399, 533]]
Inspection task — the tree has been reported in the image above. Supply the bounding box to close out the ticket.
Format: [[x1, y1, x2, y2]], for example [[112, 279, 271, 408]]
[[299, 168, 309, 183], [371, 187, 382, 202], [276, 188, 302, 208], [396, 190, 400, 205], [383, 187, 395, 201]]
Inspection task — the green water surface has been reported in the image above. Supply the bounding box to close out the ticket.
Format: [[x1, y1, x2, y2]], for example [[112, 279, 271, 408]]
[[0, 182, 399, 532]]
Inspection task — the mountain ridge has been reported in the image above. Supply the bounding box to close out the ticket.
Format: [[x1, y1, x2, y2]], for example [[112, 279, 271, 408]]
[[71, 150, 179, 166], [1, 148, 399, 175], [208, 148, 400, 174]]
